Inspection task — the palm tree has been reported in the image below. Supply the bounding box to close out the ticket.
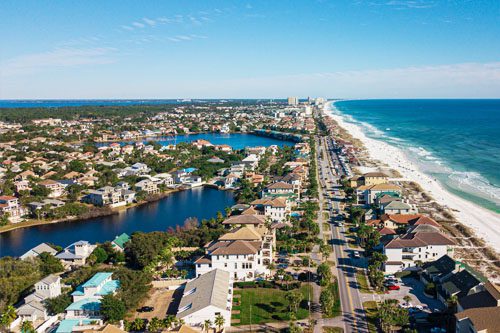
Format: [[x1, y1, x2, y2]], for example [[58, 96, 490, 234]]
[[148, 317, 163, 332], [0, 305, 17, 327], [130, 318, 145, 332], [162, 315, 176, 330], [20, 321, 35, 333], [214, 314, 225, 333], [285, 290, 303, 313], [203, 319, 212, 332]]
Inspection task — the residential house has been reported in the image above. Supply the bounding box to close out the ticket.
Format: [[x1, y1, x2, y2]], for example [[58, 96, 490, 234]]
[[56, 241, 96, 266], [16, 275, 61, 322], [419, 255, 458, 286], [379, 214, 441, 231], [195, 239, 270, 281], [381, 200, 418, 215], [83, 186, 135, 207], [0, 195, 27, 222], [261, 182, 295, 199], [135, 179, 159, 194], [350, 172, 389, 188], [437, 266, 485, 304], [27, 199, 65, 217], [455, 306, 500, 333], [224, 173, 239, 188], [250, 197, 290, 222], [240, 154, 259, 170], [20, 243, 58, 260], [458, 281, 500, 311], [383, 224, 455, 273], [55, 273, 120, 333], [111, 233, 130, 252], [356, 183, 402, 206], [39, 179, 66, 198], [176, 269, 233, 329]]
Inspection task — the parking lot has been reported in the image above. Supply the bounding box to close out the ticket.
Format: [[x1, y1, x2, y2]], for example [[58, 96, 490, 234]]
[[363, 277, 444, 313]]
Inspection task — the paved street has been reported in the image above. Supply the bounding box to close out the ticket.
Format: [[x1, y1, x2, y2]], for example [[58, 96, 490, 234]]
[[315, 135, 369, 333]]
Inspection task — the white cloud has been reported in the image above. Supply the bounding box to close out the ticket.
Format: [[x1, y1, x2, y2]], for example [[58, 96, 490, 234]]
[[0, 47, 117, 77], [132, 22, 145, 28], [200, 62, 500, 98], [121, 25, 134, 31], [143, 18, 156, 26]]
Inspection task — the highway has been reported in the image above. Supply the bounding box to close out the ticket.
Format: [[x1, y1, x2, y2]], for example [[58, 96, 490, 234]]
[[316, 135, 369, 333]]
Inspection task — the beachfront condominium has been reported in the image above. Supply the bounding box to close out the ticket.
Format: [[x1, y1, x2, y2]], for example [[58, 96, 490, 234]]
[[287, 96, 299, 106]]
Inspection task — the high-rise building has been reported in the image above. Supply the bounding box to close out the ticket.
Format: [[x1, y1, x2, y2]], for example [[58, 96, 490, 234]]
[[287, 96, 299, 106]]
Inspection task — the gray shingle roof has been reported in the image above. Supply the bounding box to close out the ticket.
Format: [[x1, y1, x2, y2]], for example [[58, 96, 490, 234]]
[[177, 269, 231, 319]]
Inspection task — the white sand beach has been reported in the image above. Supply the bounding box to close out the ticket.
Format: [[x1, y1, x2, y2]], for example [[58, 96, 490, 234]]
[[324, 101, 500, 254]]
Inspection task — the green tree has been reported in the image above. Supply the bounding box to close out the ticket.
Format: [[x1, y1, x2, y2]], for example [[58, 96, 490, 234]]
[[377, 299, 409, 332], [285, 290, 303, 313], [317, 262, 332, 286], [44, 294, 72, 315], [214, 314, 225, 333], [320, 287, 335, 316], [21, 320, 36, 333], [320, 244, 332, 260], [91, 247, 109, 264], [148, 317, 164, 333], [31, 184, 51, 197], [38, 252, 64, 275], [0, 305, 17, 327], [130, 318, 146, 331], [100, 295, 126, 323], [68, 160, 88, 173], [203, 319, 212, 332]]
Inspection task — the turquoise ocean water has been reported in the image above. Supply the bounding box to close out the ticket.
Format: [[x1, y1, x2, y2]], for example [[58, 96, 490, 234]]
[[332, 99, 500, 213]]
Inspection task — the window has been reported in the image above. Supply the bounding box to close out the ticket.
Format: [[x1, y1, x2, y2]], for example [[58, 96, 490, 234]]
[[184, 288, 197, 296], [178, 303, 192, 313]]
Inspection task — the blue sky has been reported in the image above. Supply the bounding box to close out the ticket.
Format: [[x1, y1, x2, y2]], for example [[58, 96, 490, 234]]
[[1, 0, 500, 99]]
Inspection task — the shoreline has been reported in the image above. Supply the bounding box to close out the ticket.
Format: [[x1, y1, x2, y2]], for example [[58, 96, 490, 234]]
[[324, 101, 500, 254], [0, 188, 182, 235]]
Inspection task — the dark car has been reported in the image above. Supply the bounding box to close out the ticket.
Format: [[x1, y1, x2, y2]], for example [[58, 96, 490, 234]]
[[138, 306, 154, 312]]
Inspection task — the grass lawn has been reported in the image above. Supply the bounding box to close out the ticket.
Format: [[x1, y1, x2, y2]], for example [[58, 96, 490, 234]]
[[363, 301, 378, 333], [232, 284, 313, 325], [356, 269, 371, 293]]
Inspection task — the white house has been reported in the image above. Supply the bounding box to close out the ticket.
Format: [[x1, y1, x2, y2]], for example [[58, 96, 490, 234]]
[[20, 243, 58, 260], [65, 272, 120, 319], [135, 179, 159, 194], [381, 200, 418, 215], [38, 180, 66, 198], [177, 269, 233, 329], [250, 197, 290, 222], [383, 225, 455, 274], [56, 241, 96, 266], [17, 275, 61, 322], [262, 182, 295, 199], [0, 195, 27, 223]]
